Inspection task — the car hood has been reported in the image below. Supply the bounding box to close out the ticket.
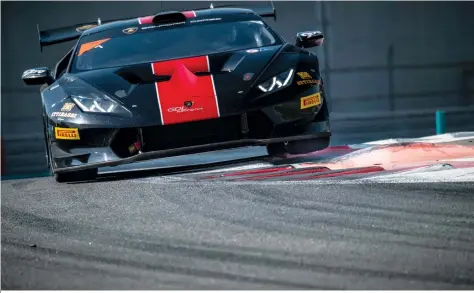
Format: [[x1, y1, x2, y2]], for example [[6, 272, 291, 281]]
[[69, 45, 282, 124]]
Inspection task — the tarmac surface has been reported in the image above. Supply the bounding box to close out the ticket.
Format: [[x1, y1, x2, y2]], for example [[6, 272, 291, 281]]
[[2, 173, 474, 289]]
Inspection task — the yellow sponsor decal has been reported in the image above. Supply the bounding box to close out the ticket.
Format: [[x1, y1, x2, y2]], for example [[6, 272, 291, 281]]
[[300, 92, 321, 109], [55, 127, 80, 140], [297, 72, 312, 80], [297, 79, 321, 86], [61, 102, 75, 112]]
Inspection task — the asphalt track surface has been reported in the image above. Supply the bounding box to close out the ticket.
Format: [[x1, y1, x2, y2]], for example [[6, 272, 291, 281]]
[[2, 161, 474, 289]]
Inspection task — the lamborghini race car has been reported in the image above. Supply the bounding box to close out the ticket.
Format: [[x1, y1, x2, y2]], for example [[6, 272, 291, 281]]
[[22, 5, 331, 183]]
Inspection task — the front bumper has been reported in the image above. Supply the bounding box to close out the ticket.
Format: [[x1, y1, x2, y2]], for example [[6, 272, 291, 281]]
[[50, 93, 331, 173], [53, 129, 330, 173]]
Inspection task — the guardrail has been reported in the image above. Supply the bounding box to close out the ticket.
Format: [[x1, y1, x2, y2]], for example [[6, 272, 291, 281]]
[[330, 106, 474, 145]]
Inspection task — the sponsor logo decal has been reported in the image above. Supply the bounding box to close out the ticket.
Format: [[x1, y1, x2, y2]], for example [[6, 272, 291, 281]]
[[78, 38, 110, 56], [243, 73, 254, 81], [300, 92, 322, 109], [123, 27, 138, 34], [297, 72, 312, 80], [189, 17, 221, 24], [51, 112, 77, 118], [76, 24, 97, 33], [23, 69, 46, 77], [128, 141, 141, 154], [55, 127, 80, 140], [297, 79, 321, 86], [61, 102, 75, 112], [168, 106, 204, 113], [141, 22, 185, 30]]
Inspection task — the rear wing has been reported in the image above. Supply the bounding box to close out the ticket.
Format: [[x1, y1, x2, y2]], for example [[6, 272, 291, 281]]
[[36, 1, 276, 52], [37, 17, 126, 52]]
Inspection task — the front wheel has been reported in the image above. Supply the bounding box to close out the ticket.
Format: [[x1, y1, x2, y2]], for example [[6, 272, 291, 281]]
[[46, 139, 99, 183], [266, 142, 287, 157], [54, 169, 98, 183], [43, 113, 98, 183], [286, 137, 330, 155], [266, 137, 330, 157]]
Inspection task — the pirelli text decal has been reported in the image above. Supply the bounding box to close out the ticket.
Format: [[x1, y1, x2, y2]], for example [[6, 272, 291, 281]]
[[300, 92, 322, 109], [55, 127, 80, 140]]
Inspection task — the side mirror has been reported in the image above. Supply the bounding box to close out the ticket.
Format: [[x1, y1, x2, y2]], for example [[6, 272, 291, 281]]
[[22, 67, 54, 86], [295, 31, 324, 48]]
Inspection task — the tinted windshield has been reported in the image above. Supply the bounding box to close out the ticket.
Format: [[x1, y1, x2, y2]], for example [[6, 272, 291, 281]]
[[71, 18, 282, 72]]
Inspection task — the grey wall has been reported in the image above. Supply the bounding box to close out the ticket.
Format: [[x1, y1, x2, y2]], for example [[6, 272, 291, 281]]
[[2, 1, 474, 175]]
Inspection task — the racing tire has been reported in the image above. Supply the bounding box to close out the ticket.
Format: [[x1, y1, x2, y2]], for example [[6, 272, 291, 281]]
[[53, 169, 98, 183], [286, 137, 330, 155], [42, 111, 98, 183], [266, 143, 287, 157], [42, 113, 53, 175]]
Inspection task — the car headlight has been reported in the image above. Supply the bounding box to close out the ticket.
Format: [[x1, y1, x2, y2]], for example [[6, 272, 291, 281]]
[[72, 93, 130, 115], [258, 69, 294, 93]]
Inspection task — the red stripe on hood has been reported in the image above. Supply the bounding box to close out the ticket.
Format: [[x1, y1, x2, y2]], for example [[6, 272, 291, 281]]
[[151, 56, 220, 125]]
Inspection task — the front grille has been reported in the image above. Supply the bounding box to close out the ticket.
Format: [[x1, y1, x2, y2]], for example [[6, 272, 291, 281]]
[[246, 110, 275, 138], [142, 115, 243, 151]]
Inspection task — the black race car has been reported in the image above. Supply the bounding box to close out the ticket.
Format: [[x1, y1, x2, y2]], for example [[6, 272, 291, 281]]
[[22, 4, 331, 183]]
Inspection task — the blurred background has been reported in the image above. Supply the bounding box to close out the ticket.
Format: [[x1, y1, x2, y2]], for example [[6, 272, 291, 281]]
[[2, 1, 474, 176]]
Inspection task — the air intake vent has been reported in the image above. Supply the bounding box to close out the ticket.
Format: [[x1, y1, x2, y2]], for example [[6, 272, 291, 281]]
[[152, 12, 187, 24]]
